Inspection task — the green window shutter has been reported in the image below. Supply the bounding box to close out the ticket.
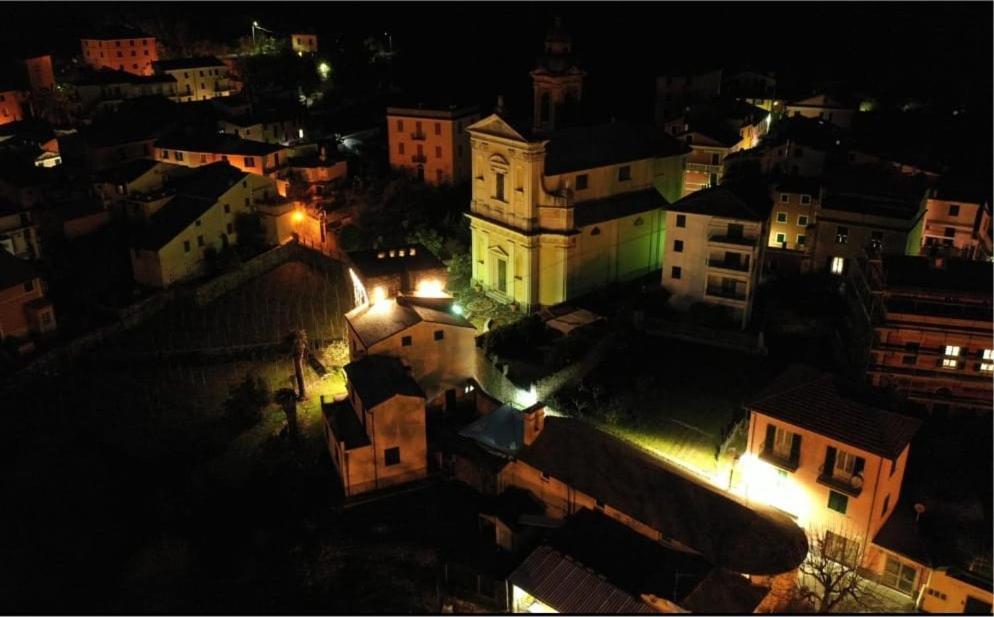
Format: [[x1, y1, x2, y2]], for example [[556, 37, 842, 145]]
[[765, 423, 775, 449], [790, 433, 801, 461]]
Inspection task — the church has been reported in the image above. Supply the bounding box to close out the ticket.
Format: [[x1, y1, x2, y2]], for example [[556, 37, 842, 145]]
[[466, 20, 690, 311]]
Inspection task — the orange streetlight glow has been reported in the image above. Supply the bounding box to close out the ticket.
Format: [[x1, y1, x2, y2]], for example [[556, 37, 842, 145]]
[[292, 210, 305, 224]]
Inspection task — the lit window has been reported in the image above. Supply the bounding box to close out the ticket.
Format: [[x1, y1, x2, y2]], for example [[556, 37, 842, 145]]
[[776, 212, 788, 223], [980, 349, 992, 372], [942, 358, 958, 369], [831, 256, 845, 275], [945, 345, 961, 357]]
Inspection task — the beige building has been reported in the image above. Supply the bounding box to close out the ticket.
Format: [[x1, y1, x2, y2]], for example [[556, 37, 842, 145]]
[[386, 103, 480, 185], [218, 113, 305, 146], [0, 200, 40, 260], [291, 33, 318, 55], [130, 163, 275, 287], [345, 294, 477, 404], [662, 182, 772, 328], [917, 180, 992, 261], [785, 93, 855, 128], [154, 133, 291, 177], [323, 355, 428, 497], [153, 57, 234, 102]]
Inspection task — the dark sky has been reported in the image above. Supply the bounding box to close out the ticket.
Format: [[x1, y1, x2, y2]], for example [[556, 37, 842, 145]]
[[4, 2, 992, 121]]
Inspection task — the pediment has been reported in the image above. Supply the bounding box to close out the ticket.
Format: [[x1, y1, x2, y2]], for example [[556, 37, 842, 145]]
[[468, 113, 530, 143]]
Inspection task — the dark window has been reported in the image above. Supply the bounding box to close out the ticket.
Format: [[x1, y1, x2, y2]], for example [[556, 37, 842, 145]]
[[836, 226, 849, 245], [575, 174, 589, 190], [244, 156, 255, 168], [384, 447, 400, 466], [401, 335, 412, 347], [226, 223, 233, 234], [671, 266, 682, 279], [434, 330, 444, 341], [949, 204, 960, 216], [183, 240, 191, 253], [435, 146, 442, 159], [676, 214, 686, 228], [904, 342, 920, 353], [197, 235, 204, 247], [710, 152, 720, 165], [224, 204, 231, 214], [396, 119, 403, 132], [674, 239, 684, 252], [944, 227, 956, 238], [827, 491, 849, 514], [398, 142, 405, 155], [618, 165, 632, 181], [434, 122, 441, 135], [882, 495, 891, 516], [902, 355, 916, 365], [727, 223, 744, 238], [495, 172, 506, 201]]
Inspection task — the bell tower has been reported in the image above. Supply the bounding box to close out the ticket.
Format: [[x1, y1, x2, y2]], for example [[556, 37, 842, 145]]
[[531, 17, 585, 135]]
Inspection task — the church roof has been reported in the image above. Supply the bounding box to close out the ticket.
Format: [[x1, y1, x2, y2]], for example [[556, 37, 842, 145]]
[[545, 122, 689, 175]]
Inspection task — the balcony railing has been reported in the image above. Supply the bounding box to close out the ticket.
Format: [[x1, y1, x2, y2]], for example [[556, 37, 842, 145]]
[[410, 132, 427, 141], [411, 153, 428, 164], [708, 233, 757, 247], [817, 466, 864, 497], [759, 441, 799, 472], [707, 258, 750, 272], [686, 162, 722, 174], [706, 285, 747, 302]]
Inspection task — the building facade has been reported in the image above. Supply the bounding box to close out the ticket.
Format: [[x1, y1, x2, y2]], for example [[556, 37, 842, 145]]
[[847, 254, 993, 413], [917, 184, 992, 261], [153, 57, 233, 102], [767, 177, 822, 252], [662, 183, 771, 329], [0, 249, 55, 342], [80, 28, 158, 76], [291, 33, 318, 55], [386, 103, 480, 185], [153, 133, 291, 176]]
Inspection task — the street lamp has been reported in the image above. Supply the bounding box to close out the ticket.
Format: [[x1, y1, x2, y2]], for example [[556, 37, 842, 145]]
[[384, 31, 393, 53], [252, 20, 259, 49]]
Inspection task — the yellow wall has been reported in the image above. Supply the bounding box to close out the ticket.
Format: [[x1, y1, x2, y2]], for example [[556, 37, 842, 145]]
[[163, 65, 231, 102], [768, 190, 819, 251], [920, 569, 994, 614], [131, 176, 269, 287], [363, 394, 428, 490]]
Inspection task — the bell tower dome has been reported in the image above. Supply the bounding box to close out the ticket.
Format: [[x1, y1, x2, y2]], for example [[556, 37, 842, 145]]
[[531, 17, 585, 135]]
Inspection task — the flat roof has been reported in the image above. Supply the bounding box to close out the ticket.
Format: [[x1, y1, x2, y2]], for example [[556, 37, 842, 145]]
[[666, 180, 773, 221]]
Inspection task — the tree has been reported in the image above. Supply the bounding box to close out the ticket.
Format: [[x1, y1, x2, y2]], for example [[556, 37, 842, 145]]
[[787, 525, 885, 613], [274, 388, 298, 440], [287, 329, 309, 401]]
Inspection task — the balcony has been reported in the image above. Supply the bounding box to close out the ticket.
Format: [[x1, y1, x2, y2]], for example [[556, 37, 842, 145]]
[[708, 232, 757, 248], [707, 258, 750, 273], [759, 441, 799, 472], [411, 153, 428, 164], [686, 162, 722, 174], [817, 467, 863, 497], [410, 132, 427, 141], [706, 285, 747, 302]]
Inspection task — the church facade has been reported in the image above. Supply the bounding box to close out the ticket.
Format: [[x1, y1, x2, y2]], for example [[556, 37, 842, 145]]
[[466, 21, 689, 311]]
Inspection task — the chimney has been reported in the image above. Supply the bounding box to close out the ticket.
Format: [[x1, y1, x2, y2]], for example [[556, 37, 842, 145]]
[[522, 404, 546, 446], [495, 94, 506, 116]]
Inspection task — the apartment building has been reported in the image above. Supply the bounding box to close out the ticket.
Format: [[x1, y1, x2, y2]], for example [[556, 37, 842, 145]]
[[847, 253, 993, 413], [662, 182, 772, 329], [917, 177, 992, 261], [153, 57, 233, 102], [387, 102, 480, 185], [153, 132, 291, 176], [0, 249, 55, 342], [785, 93, 856, 128], [80, 27, 158, 76], [0, 200, 40, 260], [767, 176, 822, 253]]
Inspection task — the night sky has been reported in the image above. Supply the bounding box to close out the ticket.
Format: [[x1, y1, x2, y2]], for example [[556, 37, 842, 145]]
[[5, 2, 992, 121]]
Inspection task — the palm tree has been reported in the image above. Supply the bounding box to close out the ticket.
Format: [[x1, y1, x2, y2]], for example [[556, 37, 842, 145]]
[[288, 329, 309, 400]]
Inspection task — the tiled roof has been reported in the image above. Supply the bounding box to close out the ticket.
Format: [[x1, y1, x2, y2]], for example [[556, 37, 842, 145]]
[[508, 545, 656, 614], [544, 122, 689, 175], [749, 371, 921, 459], [573, 188, 667, 227], [93, 158, 160, 185], [681, 567, 771, 614], [347, 243, 444, 280], [458, 404, 524, 456], [516, 417, 809, 574], [171, 162, 246, 201], [666, 180, 773, 220], [154, 132, 284, 156], [344, 355, 424, 409], [345, 297, 474, 349], [0, 249, 38, 289], [322, 398, 370, 450], [153, 56, 226, 72], [546, 508, 713, 605]]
